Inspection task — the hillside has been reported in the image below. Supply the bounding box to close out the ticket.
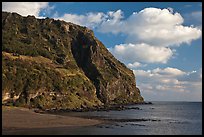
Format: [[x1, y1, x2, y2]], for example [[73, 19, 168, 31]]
[[2, 11, 144, 110]]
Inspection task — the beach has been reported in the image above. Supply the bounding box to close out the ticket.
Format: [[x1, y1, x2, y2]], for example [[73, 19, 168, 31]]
[[2, 106, 102, 135], [2, 102, 202, 135]]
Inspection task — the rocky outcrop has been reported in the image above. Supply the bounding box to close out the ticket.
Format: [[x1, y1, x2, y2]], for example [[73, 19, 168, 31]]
[[2, 11, 144, 110]]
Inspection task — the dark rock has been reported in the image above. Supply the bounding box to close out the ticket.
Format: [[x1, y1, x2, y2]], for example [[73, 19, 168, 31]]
[[100, 118, 161, 122], [33, 109, 45, 114]]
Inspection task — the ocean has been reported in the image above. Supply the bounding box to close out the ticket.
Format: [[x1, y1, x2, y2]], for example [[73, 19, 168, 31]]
[[3, 101, 202, 135], [58, 101, 202, 135]]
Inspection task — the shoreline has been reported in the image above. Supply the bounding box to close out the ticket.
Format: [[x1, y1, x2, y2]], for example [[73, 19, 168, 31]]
[[2, 106, 103, 135], [43, 101, 152, 113], [2, 102, 152, 135]]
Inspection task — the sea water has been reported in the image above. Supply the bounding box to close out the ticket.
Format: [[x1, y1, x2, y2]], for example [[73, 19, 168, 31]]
[[61, 101, 202, 135]]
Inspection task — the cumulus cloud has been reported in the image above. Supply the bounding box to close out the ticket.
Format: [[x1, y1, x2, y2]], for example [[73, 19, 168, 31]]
[[134, 68, 185, 93], [133, 67, 202, 101], [98, 8, 202, 47], [56, 10, 124, 30], [127, 62, 147, 69], [109, 43, 174, 64], [57, 12, 106, 29], [152, 67, 186, 76], [56, 7, 200, 64], [97, 10, 124, 34], [106, 8, 201, 64], [2, 2, 51, 17]]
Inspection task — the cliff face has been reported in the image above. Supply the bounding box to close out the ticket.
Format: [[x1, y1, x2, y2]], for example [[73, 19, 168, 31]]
[[2, 12, 144, 110]]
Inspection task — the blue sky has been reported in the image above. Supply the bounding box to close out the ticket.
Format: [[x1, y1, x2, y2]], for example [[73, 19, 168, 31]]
[[2, 2, 202, 101]]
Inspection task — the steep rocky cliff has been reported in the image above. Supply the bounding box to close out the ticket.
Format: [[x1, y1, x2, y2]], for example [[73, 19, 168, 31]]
[[2, 11, 144, 110]]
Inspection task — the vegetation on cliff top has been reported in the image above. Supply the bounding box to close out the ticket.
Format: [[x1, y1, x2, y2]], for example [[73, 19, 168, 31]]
[[2, 11, 143, 110]]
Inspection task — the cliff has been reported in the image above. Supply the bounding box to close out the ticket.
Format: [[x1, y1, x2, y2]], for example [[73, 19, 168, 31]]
[[2, 11, 144, 110]]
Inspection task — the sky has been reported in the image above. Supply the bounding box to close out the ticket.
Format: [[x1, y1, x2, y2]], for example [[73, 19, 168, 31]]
[[2, 2, 202, 102]]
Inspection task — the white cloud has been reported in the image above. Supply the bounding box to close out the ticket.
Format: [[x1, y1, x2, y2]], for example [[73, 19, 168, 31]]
[[2, 2, 50, 17], [152, 67, 186, 76], [107, 10, 124, 23], [106, 8, 201, 64], [127, 62, 147, 69], [55, 10, 124, 30], [99, 8, 201, 47], [109, 43, 174, 64], [133, 67, 202, 101], [57, 12, 106, 29], [98, 10, 124, 34], [155, 85, 168, 91], [160, 79, 179, 84], [133, 67, 185, 83]]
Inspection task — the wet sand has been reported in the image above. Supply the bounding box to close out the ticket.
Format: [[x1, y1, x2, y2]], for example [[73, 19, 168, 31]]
[[2, 106, 102, 135]]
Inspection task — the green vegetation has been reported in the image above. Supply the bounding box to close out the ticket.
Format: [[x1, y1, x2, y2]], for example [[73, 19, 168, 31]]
[[2, 11, 143, 110], [2, 53, 99, 109]]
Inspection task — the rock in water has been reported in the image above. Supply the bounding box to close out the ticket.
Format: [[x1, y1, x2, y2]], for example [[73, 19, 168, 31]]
[[2, 11, 144, 110]]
